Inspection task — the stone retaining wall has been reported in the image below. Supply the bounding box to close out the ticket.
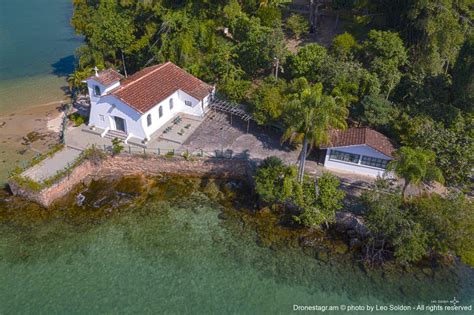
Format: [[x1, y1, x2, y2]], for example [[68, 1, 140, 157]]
[[8, 160, 96, 208], [9, 154, 253, 208], [98, 155, 253, 179]]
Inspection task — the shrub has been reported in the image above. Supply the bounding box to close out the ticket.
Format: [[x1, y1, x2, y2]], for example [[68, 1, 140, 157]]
[[69, 113, 86, 126], [111, 138, 124, 156], [286, 14, 309, 39], [295, 173, 345, 228], [254, 157, 346, 228]]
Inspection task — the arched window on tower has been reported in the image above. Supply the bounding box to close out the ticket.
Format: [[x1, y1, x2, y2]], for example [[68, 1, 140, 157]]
[[169, 98, 173, 110], [93, 85, 101, 96], [147, 114, 152, 126], [159, 106, 163, 118]]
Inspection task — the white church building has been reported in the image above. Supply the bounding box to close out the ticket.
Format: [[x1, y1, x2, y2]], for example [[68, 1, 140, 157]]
[[320, 128, 396, 177], [85, 61, 214, 142]]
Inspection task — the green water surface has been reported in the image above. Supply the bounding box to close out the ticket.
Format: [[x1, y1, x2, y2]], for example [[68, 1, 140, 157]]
[[1, 177, 473, 314]]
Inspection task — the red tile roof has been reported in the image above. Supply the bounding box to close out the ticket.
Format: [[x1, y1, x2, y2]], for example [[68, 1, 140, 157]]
[[88, 69, 123, 86], [320, 127, 396, 158], [110, 62, 213, 113]]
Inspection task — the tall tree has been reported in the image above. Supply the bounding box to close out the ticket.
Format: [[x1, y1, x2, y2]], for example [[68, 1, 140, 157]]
[[282, 81, 348, 182], [287, 43, 327, 81], [375, 0, 471, 76], [452, 33, 474, 113], [88, 0, 136, 76], [362, 30, 407, 99]]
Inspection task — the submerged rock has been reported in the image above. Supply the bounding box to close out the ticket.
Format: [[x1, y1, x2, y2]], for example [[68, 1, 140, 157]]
[[76, 193, 86, 207], [218, 212, 229, 220], [332, 240, 349, 255], [115, 175, 149, 196], [350, 238, 362, 251], [316, 250, 329, 263]]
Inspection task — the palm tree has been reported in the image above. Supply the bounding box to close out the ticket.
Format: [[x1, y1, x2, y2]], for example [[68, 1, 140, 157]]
[[388, 146, 445, 199], [282, 82, 348, 182], [67, 67, 93, 98]]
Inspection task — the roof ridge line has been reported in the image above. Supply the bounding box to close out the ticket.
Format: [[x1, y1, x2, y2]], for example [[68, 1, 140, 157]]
[[120, 62, 171, 90]]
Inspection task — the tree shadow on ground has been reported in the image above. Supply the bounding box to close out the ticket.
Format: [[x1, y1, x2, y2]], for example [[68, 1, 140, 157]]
[[51, 55, 75, 77]]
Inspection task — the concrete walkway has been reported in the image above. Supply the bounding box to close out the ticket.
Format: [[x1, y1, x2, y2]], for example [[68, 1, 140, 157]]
[[21, 147, 83, 182]]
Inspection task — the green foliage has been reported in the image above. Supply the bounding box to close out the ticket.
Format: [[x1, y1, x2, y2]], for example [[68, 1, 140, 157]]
[[282, 80, 348, 181], [362, 188, 474, 267], [254, 158, 345, 228], [67, 67, 93, 94], [296, 173, 345, 228], [402, 1, 468, 76], [287, 44, 328, 81], [10, 175, 43, 192], [250, 78, 286, 125], [286, 14, 309, 40], [254, 157, 299, 204], [111, 138, 124, 156], [256, 6, 282, 27], [452, 33, 474, 112], [223, 0, 242, 24], [362, 30, 407, 99], [69, 113, 86, 126], [354, 94, 398, 128], [319, 56, 381, 99], [398, 115, 474, 187], [408, 193, 474, 264], [330, 32, 357, 58], [362, 191, 428, 265], [388, 146, 445, 197], [233, 15, 285, 77], [283, 81, 348, 147], [217, 77, 251, 103]]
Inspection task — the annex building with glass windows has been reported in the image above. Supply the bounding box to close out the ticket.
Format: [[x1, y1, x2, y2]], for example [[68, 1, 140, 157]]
[[320, 128, 396, 178]]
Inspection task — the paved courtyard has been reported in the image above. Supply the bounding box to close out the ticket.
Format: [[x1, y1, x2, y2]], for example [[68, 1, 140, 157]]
[[181, 111, 377, 188]]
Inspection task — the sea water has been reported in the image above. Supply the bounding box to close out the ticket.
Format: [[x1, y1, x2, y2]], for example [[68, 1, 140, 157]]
[[1, 177, 473, 314], [0, 0, 81, 113]]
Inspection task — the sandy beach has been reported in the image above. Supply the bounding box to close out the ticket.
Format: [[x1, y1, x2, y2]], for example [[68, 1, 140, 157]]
[[0, 101, 65, 185]]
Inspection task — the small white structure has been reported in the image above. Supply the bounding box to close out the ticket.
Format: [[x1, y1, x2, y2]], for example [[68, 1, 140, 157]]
[[85, 62, 214, 142], [320, 128, 396, 177]]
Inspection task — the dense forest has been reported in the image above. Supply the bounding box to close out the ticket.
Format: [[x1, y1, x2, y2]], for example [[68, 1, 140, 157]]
[[70, 1, 473, 266]]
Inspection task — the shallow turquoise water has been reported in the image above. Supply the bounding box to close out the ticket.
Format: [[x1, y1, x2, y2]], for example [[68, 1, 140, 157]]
[[0, 0, 81, 113], [1, 178, 473, 314]]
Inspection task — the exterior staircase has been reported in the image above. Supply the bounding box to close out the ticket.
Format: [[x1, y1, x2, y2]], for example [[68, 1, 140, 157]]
[[104, 129, 127, 141]]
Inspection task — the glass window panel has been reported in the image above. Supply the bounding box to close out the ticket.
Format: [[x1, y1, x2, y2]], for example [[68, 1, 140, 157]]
[[329, 150, 360, 164], [360, 156, 389, 169]]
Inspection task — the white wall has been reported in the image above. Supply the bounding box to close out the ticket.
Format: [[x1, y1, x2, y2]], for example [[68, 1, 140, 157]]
[[177, 90, 204, 117], [88, 88, 209, 141], [88, 95, 144, 138], [140, 91, 184, 139], [323, 144, 392, 177], [86, 79, 120, 105]]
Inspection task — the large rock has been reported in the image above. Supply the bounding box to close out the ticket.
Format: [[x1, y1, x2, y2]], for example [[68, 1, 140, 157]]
[[335, 211, 369, 238]]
